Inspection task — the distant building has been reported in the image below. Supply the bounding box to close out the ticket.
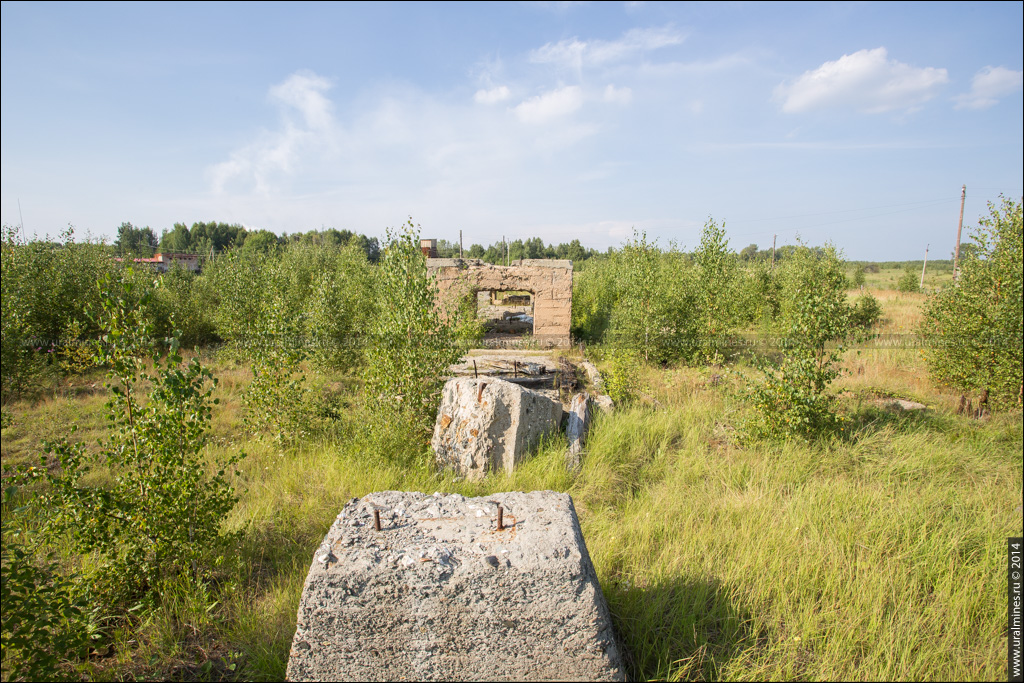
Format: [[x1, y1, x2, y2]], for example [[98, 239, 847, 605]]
[[420, 239, 439, 258], [116, 251, 201, 273]]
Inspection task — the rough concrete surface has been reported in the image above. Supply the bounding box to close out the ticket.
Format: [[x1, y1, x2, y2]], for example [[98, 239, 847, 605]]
[[427, 259, 573, 347], [287, 490, 625, 682], [432, 377, 563, 480], [566, 392, 592, 467]]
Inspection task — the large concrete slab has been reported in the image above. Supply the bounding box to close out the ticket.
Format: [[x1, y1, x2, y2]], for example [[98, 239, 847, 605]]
[[287, 490, 625, 682]]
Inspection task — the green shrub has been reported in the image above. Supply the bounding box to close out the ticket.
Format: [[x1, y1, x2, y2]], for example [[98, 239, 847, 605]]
[[1, 226, 119, 396], [363, 222, 467, 434], [603, 346, 645, 405], [304, 245, 375, 372], [737, 258, 781, 327], [570, 257, 617, 343], [746, 244, 852, 439], [850, 292, 883, 329], [692, 218, 740, 363], [897, 267, 920, 293], [16, 273, 243, 600], [922, 196, 1023, 409], [1, 514, 94, 681], [608, 231, 674, 363]]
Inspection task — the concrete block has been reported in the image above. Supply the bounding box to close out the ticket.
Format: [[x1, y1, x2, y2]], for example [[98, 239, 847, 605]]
[[287, 490, 625, 682], [432, 378, 563, 480]]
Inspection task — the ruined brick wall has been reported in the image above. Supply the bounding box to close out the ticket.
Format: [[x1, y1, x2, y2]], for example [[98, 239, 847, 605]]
[[426, 259, 573, 347]]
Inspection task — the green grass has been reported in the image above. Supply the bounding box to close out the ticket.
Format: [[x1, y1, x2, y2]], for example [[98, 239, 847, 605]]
[[2, 297, 1021, 681]]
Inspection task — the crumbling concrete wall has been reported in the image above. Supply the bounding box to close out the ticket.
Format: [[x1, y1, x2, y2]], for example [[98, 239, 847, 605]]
[[287, 490, 624, 682], [427, 259, 573, 347]]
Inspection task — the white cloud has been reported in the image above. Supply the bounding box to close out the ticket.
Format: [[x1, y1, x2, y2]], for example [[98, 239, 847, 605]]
[[529, 26, 684, 72], [774, 47, 948, 114], [514, 86, 584, 124], [268, 71, 334, 130], [208, 71, 336, 194], [953, 66, 1024, 110], [474, 85, 512, 104], [602, 84, 632, 104]]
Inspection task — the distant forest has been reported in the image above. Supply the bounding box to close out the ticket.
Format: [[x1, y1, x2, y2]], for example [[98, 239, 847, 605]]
[[107, 221, 956, 268]]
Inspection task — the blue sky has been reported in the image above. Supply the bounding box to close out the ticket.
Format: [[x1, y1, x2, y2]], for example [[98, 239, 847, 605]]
[[2, 1, 1022, 259]]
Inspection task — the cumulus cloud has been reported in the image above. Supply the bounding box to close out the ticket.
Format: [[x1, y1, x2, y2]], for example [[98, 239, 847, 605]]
[[208, 71, 336, 193], [602, 84, 632, 104], [774, 47, 948, 114], [474, 85, 511, 104], [953, 66, 1024, 109], [529, 26, 684, 72], [514, 86, 584, 124]]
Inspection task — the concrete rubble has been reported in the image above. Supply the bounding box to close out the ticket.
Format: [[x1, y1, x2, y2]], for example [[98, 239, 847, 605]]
[[287, 490, 625, 682], [565, 392, 592, 469], [432, 377, 563, 481]]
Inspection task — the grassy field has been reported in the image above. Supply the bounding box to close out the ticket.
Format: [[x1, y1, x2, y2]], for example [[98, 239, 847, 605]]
[[2, 280, 1021, 681]]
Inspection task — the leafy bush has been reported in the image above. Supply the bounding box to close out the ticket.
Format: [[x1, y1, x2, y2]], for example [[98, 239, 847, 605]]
[[746, 244, 852, 439], [692, 218, 739, 363], [851, 265, 866, 288], [1, 226, 119, 396], [148, 265, 218, 348], [602, 346, 645, 405], [16, 273, 242, 600], [897, 267, 920, 293], [304, 245, 375, 372], [571, 257, 617, 343], [922, 196, 1023, 409], [1, 520, 93, 682], [850, 292, 883, 329], [363, 222, 467, 433], [608, 231, 674, 363], [737, 258, 781, 327]]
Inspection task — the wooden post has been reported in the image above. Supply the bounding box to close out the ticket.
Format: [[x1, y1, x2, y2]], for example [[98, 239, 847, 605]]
[[919, 244, 929, 289], [953, 184, 966, 280], [460, 229, 463, 258]]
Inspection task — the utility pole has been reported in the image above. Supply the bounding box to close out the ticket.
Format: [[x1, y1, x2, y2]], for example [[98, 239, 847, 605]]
[[459, 230, 463, 258], [920, 244, 929, 289], [953, 184, 966, 280], [771, 234, 777, 269]]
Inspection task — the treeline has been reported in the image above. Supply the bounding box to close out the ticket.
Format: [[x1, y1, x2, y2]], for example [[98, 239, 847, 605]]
[[433, 236, 600, 263], [115, 222, 382, 262]]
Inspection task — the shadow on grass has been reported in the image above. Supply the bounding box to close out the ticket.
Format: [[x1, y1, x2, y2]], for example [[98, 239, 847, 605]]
[[845, 400, 955, 441], [605, 575, 754, 681]]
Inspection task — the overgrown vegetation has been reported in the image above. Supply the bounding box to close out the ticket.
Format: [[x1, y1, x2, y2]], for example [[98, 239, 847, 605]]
[[744, 244, 851, 439], [923, 196, 1023, 409], [2, 209, 1021, 681]]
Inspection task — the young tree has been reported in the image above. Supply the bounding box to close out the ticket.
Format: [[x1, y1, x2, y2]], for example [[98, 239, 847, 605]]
[[693, 217, 739, 363], [923, 196, 1023, 410], [17, 272, 242, 598], [363, 221, 467, 433], [746, 243, 852, 439]]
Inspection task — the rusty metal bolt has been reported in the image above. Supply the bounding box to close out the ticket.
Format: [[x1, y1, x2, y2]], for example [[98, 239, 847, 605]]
[[373, 509, 381, 532], [497, 504, 504, 531]]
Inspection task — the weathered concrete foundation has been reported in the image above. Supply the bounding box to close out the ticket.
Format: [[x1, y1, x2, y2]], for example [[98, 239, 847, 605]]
[[287, 490, 625, 682]]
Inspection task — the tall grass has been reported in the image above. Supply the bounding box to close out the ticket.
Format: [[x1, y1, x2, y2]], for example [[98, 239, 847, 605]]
[[2, 296, 1020, 682]]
